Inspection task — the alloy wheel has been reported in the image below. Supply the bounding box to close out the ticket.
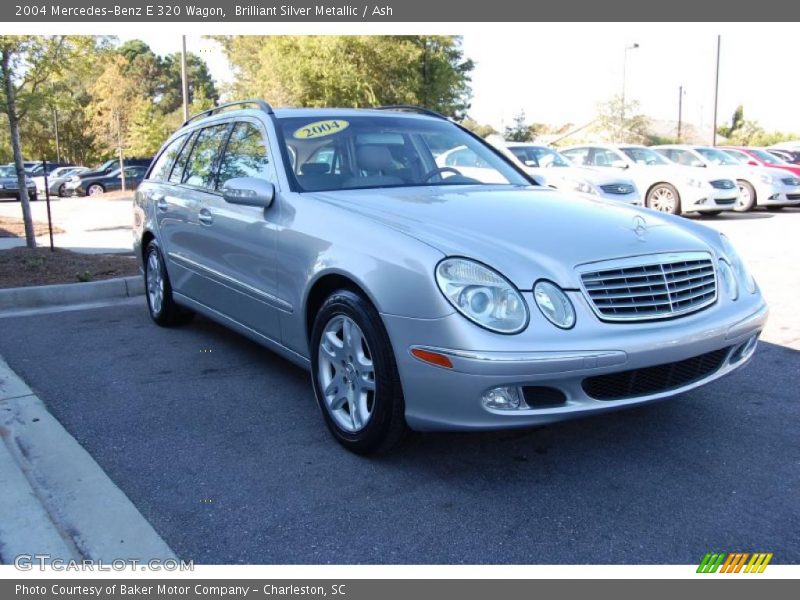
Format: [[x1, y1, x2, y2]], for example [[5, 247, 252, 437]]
[[317, 315, 376, 433], [650, 187, 677, 212], [146, 250, 164, 316]]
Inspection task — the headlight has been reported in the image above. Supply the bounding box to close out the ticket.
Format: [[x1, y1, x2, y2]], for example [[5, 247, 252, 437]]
[[533, 280, 576, 329], [435, 258, 528, 334], [720, 234, 756, 294], [717, 259, 738, 301], [70, 175, 80, 182], [760, 173, 774, 184], [686, 177, 704, 188], [0, 184, 4, 189], [568, 179, 598, 196]]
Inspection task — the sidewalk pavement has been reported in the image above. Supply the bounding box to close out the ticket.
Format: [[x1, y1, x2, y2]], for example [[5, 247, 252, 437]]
[[0, 355, 176, 564]]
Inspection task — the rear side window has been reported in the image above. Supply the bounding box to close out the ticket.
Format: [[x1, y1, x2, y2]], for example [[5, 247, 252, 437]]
[[169, 131, 197, 184], [216, 122, 272, 187], [183, 124, 230, 188], [149, 135, 187, 181]]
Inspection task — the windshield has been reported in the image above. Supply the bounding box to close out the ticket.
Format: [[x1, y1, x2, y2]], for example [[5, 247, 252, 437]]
[[749, 148, 785, 165], [620, 147, 669, 166], [0, 166, 14, 177], [696, 148, 740, 166], [275, 115, 530, 192], [509, 145, 570, 168]]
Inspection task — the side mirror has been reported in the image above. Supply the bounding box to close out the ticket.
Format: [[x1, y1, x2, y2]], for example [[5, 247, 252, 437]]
[[221, 177, 275, 208]]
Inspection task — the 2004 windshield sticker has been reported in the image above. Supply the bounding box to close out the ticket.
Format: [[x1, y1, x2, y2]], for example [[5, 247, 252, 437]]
[[293, 120, 350, 139]]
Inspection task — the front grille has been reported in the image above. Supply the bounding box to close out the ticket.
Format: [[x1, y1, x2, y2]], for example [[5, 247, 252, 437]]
[[710, 179, 736, 190], [582, 347, 731, 400], [580, 253, 717, 322], [782, 177, 800, 186], [600, 183, 635, 195], [787, 194, 800, 200], [715, 197, 736, 205]]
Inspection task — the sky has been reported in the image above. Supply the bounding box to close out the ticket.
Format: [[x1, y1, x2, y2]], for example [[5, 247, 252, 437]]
[[123, 23, 800, 135]]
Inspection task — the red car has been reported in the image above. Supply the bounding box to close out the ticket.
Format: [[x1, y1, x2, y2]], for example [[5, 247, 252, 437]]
[[720, 146, 800, 177]]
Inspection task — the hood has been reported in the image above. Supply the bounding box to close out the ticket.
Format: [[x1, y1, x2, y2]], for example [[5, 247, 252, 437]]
[[308, 185, 714, 288]]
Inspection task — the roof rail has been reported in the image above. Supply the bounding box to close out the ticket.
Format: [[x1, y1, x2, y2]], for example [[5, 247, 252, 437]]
[[375, 105, 448, 120], [182, 99, 274, 127]]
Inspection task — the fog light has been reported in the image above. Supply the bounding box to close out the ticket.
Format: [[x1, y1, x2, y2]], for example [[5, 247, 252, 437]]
[[696, 197, 707, 205], [482, 386, 521, 410]]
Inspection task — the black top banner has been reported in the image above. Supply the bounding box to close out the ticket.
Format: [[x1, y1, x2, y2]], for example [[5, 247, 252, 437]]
[[4, 0, 800, 22]]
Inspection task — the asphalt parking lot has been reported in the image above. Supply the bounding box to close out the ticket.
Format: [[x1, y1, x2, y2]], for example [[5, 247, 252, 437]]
[[0, 207, 798, 564]]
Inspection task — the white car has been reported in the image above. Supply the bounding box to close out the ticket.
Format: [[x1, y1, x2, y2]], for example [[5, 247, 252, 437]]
[[560, 144, 739, 215], [30, 166, 89, 197], [503, 142, 641, 205], [435, 145, 514, 184], [654, 145, 800, 212]]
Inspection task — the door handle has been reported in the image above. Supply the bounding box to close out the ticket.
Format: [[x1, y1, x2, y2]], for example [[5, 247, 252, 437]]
[[155, 194, 169, 211], [198, 209, 214, 226]]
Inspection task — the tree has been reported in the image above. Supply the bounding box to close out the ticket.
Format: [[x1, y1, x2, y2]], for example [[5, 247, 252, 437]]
[[593, 95, 651, 143], [718, 105, 745, 139], [126, 97, 170, 157], [211, 35, 473, 118], [159, 52, 218, 114], [461, 118, 497, 138], [0, 36, 67, 247], [504, 111, 536, 142], [87, 55, 140, 190]]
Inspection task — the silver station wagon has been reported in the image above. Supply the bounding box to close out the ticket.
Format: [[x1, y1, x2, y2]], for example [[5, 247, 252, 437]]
[[134, 100, 768, 454]]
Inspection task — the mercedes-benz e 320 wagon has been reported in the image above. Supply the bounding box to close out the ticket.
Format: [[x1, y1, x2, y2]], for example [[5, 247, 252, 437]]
[[134, 100, 767, 453]]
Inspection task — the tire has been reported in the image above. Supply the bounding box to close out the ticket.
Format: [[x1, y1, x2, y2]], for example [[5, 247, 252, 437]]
[[310, 289, 407, 454], [58, 184, 66, 197], [646, 183, 681, 215], [144, 240, 194, 327], [735, 180, 756, 212], [87, 183, 105, 197]]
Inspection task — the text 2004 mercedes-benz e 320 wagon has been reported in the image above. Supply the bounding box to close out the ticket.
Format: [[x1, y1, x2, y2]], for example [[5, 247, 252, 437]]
[[133, 100, 768, 454]]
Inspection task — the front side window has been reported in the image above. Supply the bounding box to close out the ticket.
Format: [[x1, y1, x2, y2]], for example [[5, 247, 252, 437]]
[[275, 115, 529, 192], [149, 135, 187, 181], [216, 122, 272, 187], [749, 148, 784, 165], [666, 149, 704, 167], [620, 147, 669, 166], [591, 149, 624, 167], [560, 147, 590, 166], [696, 147, 739, 166], [509, 146, 570, 168], [183, 124, 230, 188]]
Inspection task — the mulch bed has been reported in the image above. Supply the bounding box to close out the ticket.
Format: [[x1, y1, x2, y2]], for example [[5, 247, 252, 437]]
[[0, 216, 66, 238], [0, 247, 140, 289]]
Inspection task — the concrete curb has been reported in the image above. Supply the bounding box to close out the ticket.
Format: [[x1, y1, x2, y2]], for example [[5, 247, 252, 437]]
[[0, 355, 177, 563], [0, 276, 144, 311]]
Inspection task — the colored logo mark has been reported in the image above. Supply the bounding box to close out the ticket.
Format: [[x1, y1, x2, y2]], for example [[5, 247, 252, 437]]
[[697, 552, 773, 573]]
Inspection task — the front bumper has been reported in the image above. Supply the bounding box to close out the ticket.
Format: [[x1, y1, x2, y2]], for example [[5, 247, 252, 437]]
[[0, 188, 37, 199], [63, 184, 85, 197], [383, 291, 767, 431], [685, 186, 739, 212], [756, 182, 800, 206], [595, 191, 642, 206]]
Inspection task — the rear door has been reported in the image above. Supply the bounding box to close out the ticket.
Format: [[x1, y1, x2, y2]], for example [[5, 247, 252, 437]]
[[188, 118, 283, 340], [162, 122, 232, 306]]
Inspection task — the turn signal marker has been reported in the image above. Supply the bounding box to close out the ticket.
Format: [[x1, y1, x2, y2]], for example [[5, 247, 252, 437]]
[[411, 348, 453, 369]]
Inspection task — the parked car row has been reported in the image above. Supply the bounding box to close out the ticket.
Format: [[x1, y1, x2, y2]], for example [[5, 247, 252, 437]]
[[2, 157, 153, 198], [482, 139, 800, 216]]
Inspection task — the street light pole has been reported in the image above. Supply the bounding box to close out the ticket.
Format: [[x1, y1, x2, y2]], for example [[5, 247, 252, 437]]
[[677, 86, 684, 141], [181, 35, 189, 122], [712, 35, 721, 147], [620, 43, 639, 138]]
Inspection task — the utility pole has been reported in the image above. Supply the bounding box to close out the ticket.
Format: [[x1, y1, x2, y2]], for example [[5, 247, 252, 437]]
[[620, 43, 639, 139], [712, 35, 721, 147], [181, 35, 189, 122], [52, 106, 61, 163], [677, 86, 684, 141]]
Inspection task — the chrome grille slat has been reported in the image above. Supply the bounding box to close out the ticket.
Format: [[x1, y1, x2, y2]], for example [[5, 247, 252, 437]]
[[578, 252, 717, 322]]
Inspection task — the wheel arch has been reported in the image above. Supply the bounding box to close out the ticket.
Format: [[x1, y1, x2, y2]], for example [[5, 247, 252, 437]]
[[304, 271, 379, 343]]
